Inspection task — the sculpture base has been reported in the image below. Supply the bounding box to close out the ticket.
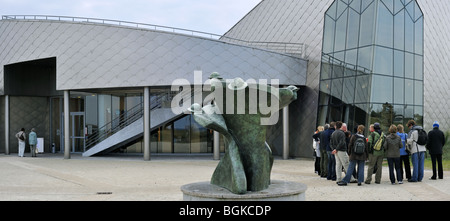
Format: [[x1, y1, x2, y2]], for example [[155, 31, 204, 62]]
[[181, 180, 307, 201]]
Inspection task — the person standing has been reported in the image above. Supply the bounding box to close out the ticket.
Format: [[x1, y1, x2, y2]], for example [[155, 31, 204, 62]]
[[384, 125, 403, 184], [318, 124, 330, 178], [15, 128, 26, 157], [365, 123, 384, 184], [331, 121, 355, 183], [29, 128, 38, 157], [427, 121, 446, 180], [312, 126, 325, 176], [325, 122, 336, 181], [397, 124, 411, 180], [338, 125, 368, 186], [407, 120, 427, 182]]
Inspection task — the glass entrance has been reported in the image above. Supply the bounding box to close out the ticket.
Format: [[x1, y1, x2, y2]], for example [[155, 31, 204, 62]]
[[50, 96, 86, 153], [70, 112, 85, 152]]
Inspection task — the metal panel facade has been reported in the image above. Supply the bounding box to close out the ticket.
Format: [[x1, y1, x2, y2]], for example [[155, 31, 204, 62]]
[[0, 19, 307, 93]]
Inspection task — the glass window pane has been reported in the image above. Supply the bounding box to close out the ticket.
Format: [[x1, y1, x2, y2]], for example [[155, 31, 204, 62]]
[[394, 50, 404, 78], [326, 0, 337, 19], [394, 10, 405, 50], [405, 79, 414, 105], [358, 46, 373, 71], [414, 80, 423, 106], [347, 9, 360, 50], [373, 46, 393, 76], [329, 105, 342, 122], [331, 78, 343, 103], [415, 17, 423, 55], [173, 115, 191, 153], [359, 2, 376, 47], [345, 49, 358, 67], [371, 75, 393, 103], [354, 103, 368, 128], [355, 75, 371, 103], [85, 94, 98, 129], [332, 63, 344, 78], [394, 78, 404, 104], [343, 77, 356, 104], [98, 94, 111, 132], [404, 105, 414, 132], [334, 8, 348, 52], [320, 80, 331, 106], [376, 2, 393, 47], [369, 103, 383, 127], [405, 52, 414, 79], [317, 105, 329, 126], [414, 106, 423, 126], [321, 61, 332, 80], [323, 15, 336, 54], [405, 13, 414, 53], [161, 124, 173, 153], [415, 55, 423, 80], [393, 105, 404, 126]]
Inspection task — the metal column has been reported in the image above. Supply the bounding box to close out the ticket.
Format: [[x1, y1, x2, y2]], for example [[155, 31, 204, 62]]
[[283, 105, 289, 160], [143, 87, 151, 161], [64, 91, 71, 159], [4, 95, 9, 155]]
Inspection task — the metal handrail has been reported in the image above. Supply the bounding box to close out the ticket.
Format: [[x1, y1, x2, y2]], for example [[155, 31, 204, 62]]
[[322, 53, 371, 74], [84, 89, 190, 150], [85, 102, 144, 150], [1, 15, 306, 58]]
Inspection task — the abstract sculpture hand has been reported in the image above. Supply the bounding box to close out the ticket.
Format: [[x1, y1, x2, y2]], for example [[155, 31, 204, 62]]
[[188, 73, 298, 194]]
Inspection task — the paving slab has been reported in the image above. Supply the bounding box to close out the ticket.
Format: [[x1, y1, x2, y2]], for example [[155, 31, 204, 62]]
[[0, 153, 449, 201]]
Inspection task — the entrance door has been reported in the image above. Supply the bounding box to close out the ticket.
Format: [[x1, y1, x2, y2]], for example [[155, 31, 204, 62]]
[[70, 112, 85, 153]]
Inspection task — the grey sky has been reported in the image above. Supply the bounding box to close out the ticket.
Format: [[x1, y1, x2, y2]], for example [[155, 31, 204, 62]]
[[0, 0, 261, 34]]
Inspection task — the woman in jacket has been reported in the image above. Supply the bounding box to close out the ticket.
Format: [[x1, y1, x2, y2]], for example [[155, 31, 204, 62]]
[[337, 125, 367, 186], [397, 124, 411, 180], [384, 125, 404, 184]]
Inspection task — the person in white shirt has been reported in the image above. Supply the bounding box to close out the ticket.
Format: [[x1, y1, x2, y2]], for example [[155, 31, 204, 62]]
[[15, 128, 26, 157]]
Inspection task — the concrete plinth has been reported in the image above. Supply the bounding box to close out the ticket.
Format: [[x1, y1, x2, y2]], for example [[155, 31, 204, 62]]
[[181, 180, 307, 201]]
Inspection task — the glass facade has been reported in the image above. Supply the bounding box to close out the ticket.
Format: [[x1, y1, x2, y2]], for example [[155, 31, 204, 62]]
[[318, 0, 424, 133], [81, 88, 218, 154]]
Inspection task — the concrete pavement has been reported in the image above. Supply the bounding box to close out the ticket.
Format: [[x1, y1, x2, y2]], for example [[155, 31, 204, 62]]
[[1, 153, 449, 201]]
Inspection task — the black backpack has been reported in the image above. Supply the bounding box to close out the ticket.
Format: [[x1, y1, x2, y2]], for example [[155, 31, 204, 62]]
[[353, 135, 366, 155], [416, 129, 428, 145]]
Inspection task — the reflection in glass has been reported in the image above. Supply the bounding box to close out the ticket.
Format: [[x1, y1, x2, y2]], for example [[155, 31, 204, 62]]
[[373, 47, 393, 76], [174, 116, 190, 153], [376, 2, 393, 47], [161, 124, 173, 153], [318, 0, 423, 135], [371, 75, 392, 103], [394, 78, 404, 104], [405, 79, 414, 105]]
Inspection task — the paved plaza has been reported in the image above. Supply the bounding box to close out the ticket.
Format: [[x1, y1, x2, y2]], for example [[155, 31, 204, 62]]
[[1, 153, 449, 201]]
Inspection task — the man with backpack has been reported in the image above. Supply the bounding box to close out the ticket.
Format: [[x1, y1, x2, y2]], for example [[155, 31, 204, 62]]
[[338, 125, 368, 186], [365, 123, 385, 184], [406, 120, 427, 182]]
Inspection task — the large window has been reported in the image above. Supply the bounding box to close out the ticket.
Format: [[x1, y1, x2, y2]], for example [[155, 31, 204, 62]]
[[318, 0, 424, 133]]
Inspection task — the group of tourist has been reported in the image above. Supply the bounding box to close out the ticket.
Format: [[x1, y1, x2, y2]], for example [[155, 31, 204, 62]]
[[312, 120, 446, 186]]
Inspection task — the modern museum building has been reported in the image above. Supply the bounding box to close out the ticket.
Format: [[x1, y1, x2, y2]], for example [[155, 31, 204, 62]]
[[0, 0, 449, 159]]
